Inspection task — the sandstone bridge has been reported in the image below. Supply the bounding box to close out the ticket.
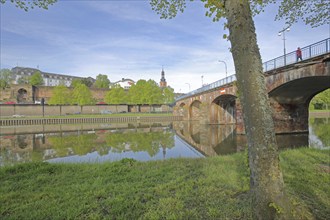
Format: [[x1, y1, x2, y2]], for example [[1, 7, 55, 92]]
[[173, 38, 330, 134]]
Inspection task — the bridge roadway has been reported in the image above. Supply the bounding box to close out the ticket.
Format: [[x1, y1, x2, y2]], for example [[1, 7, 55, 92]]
[[174, 38, 330, 134]]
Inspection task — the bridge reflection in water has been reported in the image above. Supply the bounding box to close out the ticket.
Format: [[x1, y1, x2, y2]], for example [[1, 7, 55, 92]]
[[173, 121, 309, 157]]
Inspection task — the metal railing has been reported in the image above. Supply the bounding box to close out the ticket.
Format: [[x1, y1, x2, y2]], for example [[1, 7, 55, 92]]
[[263, 38, 330, 71], [176, 38, 330, 102], [176, 74, 237, 101]]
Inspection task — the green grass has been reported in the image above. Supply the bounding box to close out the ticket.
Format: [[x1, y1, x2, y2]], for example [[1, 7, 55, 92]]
[[0, 148, 329, 219], [309, 109, 330, 113]]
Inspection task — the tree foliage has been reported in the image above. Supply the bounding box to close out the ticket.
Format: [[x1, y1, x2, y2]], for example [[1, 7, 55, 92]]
[[72, 83, 95, 105], [17, 75, 29, 84], [150, 0, 329, 28], [81, 77, 94, 88], [128, 80, 148, 104], [29, 71, 44, 86], [162, 86, 175, 104], [0, 68, 12, 89], [94, 74, 110, 89], [128, 79, 165, 105], [48, 85, 71, 105], [0, 0, 57, 11], [310, 89, 330, 110], [71, 78, 94, 88], [274, 0, 329, 28], [145, 79, 163, 105], [105, 79, 174, 106], [104, 85, 127, 104], [70, 79, 83, 88]]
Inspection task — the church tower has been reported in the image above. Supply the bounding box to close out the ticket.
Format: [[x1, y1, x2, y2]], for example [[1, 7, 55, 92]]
[[159, 67, 167, 88]]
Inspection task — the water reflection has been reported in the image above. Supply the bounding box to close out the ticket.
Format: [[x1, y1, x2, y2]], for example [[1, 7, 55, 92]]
[[0, 117, 328, 166], [172, 121, 313, 156]]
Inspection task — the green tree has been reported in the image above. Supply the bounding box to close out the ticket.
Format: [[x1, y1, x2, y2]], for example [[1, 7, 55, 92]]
[[128, 79, 148, 105], [310, 89, 330, 110], [48, 85, 71, 105], [81, 77, 94, 88], [273, 0, 329, 28], [149, 0, 330, 218], [0, 69, 12, 89], [71, 78, 94, 88], [29, 71, 43, 86], [70, 79, 83, 88], [146, 79, 163, 105], [104, 85, 127, 112], [128, 79, 165, 111], [72, 84, 95, 105], [17, 75, 29, 84], [0, 0, 57, 11], [94, 74, 110, 89], [162, 86, 175, 104]]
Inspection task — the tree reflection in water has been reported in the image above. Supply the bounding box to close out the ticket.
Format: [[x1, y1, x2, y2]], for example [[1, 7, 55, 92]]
[[0, 118, 328, 166]]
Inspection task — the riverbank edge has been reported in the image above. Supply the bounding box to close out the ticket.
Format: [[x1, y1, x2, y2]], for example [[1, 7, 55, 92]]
[[1, 111, 328, 126], [1, 148, 329, 219], [0, 114, 183, 126]]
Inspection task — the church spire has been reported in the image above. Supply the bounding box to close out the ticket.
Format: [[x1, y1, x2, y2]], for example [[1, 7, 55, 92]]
[[160, 66, 167, 88]]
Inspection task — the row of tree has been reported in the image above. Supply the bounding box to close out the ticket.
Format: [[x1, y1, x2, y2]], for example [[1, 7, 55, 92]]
[[48, 79, 174, 105]]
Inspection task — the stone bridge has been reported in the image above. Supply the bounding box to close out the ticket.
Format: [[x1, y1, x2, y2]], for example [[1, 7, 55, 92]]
[[174, 40, 330, 134]]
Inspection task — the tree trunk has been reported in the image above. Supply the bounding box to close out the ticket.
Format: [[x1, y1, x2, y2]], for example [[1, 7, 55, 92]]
[[225, 1, 293, 219]]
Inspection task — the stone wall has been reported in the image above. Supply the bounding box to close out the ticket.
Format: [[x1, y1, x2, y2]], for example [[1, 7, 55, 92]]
[[0, 84, 34, 103], [34, 86, 109, 102], [0, 85, 109, 103], [0, 104, 172, 117]]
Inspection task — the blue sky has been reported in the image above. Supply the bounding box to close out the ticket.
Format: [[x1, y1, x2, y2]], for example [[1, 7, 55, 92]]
[[1, 1, 329, 93]]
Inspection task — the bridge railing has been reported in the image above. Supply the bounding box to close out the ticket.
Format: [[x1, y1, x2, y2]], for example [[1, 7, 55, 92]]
[[176, 38, 330, 102], [176, 74, 237, 101], [263, 38, 330, 71]]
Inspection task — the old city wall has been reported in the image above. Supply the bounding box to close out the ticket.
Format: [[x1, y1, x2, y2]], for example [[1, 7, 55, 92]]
[[0, 85, 109, 103], [34, 86, 109, 102], [0, 85, 34, 103]]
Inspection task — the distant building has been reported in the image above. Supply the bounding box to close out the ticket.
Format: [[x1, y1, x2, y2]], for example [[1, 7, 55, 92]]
[[159, 68, 167, 88], [11, 67, 93, 87], [110, 78, 135, 89]]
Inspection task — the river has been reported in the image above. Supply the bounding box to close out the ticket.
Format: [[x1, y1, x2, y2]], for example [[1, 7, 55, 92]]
[[0, 117, 328, 166]]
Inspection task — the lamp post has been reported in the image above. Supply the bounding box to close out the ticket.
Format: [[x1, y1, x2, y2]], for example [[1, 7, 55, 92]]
[[185, 83, 191, 92], [218, 60, 228, 78], [278, 27, 290, 66]]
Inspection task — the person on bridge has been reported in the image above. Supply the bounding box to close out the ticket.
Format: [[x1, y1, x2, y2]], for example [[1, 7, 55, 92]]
[[296, 47, 303, 62]]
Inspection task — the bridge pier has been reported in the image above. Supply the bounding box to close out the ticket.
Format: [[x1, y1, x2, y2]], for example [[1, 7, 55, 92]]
[[270, 100, 309, 134]]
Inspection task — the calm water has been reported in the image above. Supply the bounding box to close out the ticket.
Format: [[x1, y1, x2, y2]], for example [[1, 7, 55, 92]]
[[0, 118, 328, 166]]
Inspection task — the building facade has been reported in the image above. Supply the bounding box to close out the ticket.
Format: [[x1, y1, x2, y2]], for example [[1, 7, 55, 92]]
[[11, 67, 92, 87], [110, 78, 135, 89]]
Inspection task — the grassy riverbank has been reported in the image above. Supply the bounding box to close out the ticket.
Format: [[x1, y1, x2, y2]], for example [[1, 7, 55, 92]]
[[1, 148, 329, 219]]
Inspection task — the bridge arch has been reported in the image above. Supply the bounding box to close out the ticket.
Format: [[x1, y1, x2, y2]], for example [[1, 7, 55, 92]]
[[269, 76, 330, 105], [17, 88, 28, 103], [210, 94, 237, 124], [189, 100, 202, 120]]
